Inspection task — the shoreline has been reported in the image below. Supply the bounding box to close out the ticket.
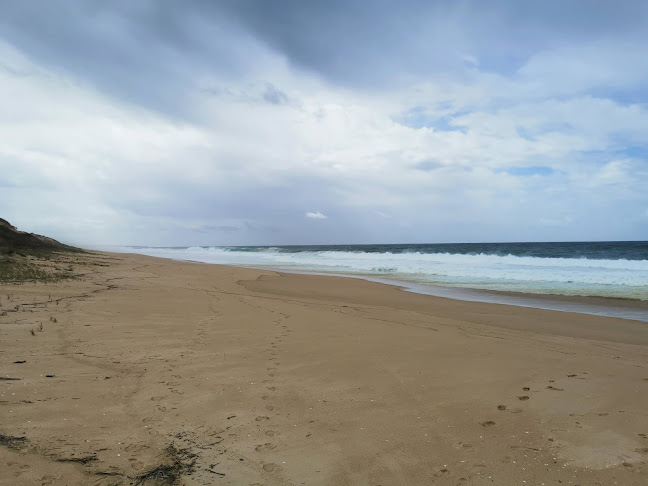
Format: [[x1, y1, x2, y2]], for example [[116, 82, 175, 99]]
[[110, 241, 648, 305], [301, 271, 648, 323], [121, 253, 648, 323], [2, 251, 647, 485]]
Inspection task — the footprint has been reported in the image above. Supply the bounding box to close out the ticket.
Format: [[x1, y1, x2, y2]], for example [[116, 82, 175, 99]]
[[518, 396, 529, 401], [125, 443, 149, 453], [255, 443, 276, 452], [263, 463, 277, 472], [265, 431, 275, 437], [267, 387, 276, 391], [497, 405, 506, 411], [482, 421, 496, 427], [256, 416, 270, 422], [265, 405, 275, 411]]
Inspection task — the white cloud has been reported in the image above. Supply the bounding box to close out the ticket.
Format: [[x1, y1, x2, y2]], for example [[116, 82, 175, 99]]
[[1, 20, 647, 246]]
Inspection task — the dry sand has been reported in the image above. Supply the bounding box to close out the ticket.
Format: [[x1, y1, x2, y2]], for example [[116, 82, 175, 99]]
[[1, 252, 647, 485]]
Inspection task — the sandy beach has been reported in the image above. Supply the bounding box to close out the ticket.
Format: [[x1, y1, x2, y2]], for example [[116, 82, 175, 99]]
[[1, 251, 647, 485]]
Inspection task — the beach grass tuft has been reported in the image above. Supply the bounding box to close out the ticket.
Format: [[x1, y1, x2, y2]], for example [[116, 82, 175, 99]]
[[0, 253, 78, 284]]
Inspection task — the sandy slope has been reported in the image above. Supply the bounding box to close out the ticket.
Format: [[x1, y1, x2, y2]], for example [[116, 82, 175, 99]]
[[1, 252, 647, 485]]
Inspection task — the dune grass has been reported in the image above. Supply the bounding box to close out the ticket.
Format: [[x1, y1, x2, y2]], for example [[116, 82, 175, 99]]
[[0, 253, 77, 284]]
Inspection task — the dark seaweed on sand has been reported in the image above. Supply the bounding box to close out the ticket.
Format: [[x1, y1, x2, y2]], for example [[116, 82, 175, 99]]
[[134, 443, 197, 485], [0, 433, 28, 450], [56, 455, 98, 465]]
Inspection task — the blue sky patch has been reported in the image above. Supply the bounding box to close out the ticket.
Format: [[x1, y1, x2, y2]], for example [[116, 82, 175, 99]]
[[397, 107, 466, 132], [620, 146, 648, 159], [503, 166, 555, 176]]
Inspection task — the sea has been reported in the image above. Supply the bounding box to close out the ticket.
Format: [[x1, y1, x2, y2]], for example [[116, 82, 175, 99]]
[[117, 241, 648, 322]]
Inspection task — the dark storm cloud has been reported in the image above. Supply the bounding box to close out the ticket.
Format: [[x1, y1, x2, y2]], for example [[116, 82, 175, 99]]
[[2, 0, 647, 116], [217, 0, 648, 81], [0, 0, 262, 115]]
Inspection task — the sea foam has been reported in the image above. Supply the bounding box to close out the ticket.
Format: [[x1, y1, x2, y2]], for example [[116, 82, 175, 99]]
[[118, 245, 648, 300]]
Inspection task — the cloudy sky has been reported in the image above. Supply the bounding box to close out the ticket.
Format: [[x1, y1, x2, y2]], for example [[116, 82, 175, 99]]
[[1, 0, 647, 246]]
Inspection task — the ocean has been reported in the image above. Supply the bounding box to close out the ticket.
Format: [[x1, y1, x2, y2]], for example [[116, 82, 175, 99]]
[[119, 241, 648, 321]]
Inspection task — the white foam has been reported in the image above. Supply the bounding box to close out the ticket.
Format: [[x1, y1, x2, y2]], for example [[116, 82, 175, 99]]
[[114, 246, 648, 300]]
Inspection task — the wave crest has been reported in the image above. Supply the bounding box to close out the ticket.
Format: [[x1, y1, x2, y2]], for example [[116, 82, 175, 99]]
[[117, 245, 648, 299]]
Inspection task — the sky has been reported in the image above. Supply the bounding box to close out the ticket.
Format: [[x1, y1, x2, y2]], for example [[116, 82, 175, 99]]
[[1, 0, 647, 246]]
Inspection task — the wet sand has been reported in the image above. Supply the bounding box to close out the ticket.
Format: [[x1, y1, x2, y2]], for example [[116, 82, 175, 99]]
[[1, 252, 647, 485]]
